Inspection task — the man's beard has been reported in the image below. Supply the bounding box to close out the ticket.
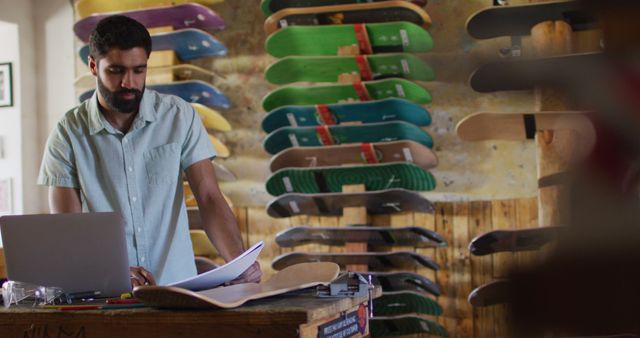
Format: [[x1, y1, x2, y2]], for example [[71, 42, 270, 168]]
[[97, 76, 144, 114]]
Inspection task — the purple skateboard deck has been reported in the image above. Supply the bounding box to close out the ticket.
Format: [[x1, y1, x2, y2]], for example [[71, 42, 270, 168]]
[[73, 3, 225, 43]]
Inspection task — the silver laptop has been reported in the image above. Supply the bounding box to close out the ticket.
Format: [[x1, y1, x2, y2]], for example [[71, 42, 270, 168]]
[[0, 212, 131, 297]]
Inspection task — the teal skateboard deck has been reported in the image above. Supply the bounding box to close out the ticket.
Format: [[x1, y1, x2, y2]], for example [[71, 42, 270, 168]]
[[266, 22, 433, 57], [275, 226, 446, 248], [365, 272, 440, 296], [262, 78, 431, 112], [266, 188, 435, 218], [269, 140, 437, 172], [272, 251, 439, 271], [265, 54, 434, 84], [79, 28, 226, 65], [263, 121, 433, 155], [370, 314, 449, 337], [467, 0, 597, 40], [262, 98, 430, 133], [73, 3, 225, 43], [468, 279, 510, 307], [261, 0, 427, 16], [266, 162, 436, 196], [374, 291, 442, 316], [469, 226, 561, 256], [79, 80, 231, 109]]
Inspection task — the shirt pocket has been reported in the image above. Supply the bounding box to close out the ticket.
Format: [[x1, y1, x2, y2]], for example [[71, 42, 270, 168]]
[[144, 143, 180, 185]]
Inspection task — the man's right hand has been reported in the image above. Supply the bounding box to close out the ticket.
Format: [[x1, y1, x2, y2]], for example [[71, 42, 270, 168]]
[[129, 266, 156, 287]]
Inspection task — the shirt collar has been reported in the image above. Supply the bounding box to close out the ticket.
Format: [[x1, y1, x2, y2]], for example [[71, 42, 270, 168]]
[[87, 88, 157, 135]]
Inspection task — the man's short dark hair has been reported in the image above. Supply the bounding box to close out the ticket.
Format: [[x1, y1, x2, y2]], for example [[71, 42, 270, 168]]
[[88, 15, 152, 61]]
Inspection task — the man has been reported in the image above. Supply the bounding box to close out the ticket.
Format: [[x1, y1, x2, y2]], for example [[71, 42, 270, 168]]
[[37, 15, 261, 287]]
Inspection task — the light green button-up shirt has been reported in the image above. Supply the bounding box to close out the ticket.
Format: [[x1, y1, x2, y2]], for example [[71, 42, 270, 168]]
[[37, 89, 216, 285]]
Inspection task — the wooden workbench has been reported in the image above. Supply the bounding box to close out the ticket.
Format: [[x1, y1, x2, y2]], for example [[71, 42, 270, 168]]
[[0, 289, 378, 338]]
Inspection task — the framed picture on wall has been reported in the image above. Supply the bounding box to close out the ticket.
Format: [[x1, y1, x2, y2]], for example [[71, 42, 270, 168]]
[[0, 62, 13, 108], [0, 178, 12, 215]]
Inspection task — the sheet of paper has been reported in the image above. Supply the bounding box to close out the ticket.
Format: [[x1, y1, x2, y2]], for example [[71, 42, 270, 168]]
[[168, 241, 264, 291]]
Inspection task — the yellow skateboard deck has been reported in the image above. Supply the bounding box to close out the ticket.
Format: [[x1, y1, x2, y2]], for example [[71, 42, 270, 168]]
[[208, 134, 230, 158], [73, 64, 218, 89], [74, 0, 223, 18], [190, 229, 219, 260], [193, 103, 231, 132]]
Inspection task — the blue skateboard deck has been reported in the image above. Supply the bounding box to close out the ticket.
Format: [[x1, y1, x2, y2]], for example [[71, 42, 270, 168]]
[[79, 28, 227, 65], [263, 121, 433, 155], [79, 80, 231, 109], [262, 98, 431, 133]]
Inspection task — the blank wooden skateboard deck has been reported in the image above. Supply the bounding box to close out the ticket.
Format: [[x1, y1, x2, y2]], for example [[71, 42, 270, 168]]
[[370, 314, 448, 337], [133, 262, 340, 309], [262, 98, 431, 133], [74, 64, 218, 89], [275, 226, 446, 248], [272, 251, 439, 271], [265, 54, 434, 84], [468, 279, 510, 307], [74, 0, 223, 18], [469, 226, 561, 256], [73, 3, 225, 43], [466, 0, 597, 40], [262, 78, 431, 112], [269, 140, 437, 172], [264, 121, 434, 155], [266, 22, 433, 57], [266, 188, 435, 217], [266, 162, 436, 196], [456, 111, 593, 142], [264, 1, 432, 35], [469, 52, 602, 93], [374, 291, 442, 316], [261, 0, 427, 16], [364, 271, 440, 296], [79, 28, 227, 64]]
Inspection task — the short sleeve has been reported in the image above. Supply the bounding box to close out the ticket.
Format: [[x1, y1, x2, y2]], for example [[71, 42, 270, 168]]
[[180, 104, 217, 170], [37, 121, 80, 188]]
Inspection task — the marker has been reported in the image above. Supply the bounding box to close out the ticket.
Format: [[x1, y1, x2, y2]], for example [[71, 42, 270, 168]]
[[66, 290, 101, 302], [106, 298, 140, 305]]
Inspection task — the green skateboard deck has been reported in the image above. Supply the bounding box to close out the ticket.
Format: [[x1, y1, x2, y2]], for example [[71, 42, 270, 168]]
[[266, 22, 433, 57], [265, 54, 434, 84], [469, 226, 561, 256], [266, 188, 435, 218], [370, 314, 448, 337], [266, 162, 436, 196], [261, 0, 427, 16], [275, 226, 446, 248], [264, 1, 432, 35], [466, 0, 597, 40], [364, 272, 440, 296], [271, 251, 439, 271], [262, 78, 431, 112], [269, 140, 437, 172], [468, 279, 510, 307], [374, 291, 442, 316], [263, 121, 433, 155], [262, 98, 431, 133]]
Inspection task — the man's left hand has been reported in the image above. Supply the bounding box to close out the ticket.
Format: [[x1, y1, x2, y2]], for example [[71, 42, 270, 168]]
[[225, 261, 262, 286]]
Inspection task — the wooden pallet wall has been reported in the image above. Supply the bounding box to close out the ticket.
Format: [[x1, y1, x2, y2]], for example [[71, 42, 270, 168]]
[[228, 197, 537, 338]]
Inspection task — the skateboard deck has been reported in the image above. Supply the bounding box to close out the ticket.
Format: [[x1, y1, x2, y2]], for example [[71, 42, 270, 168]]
[[265, 54, 434, 84], [266, 188, 434, 218], [190, 229, 218, 260], [263, 121, 434, 155], [262, 98, 431, 133], [456, 111, 593, 142], [79, 28, 227, 65], [374, 291, 442, 316], [264, 1, 432, 35], [74, 0, 223, 19], [266, 22, 433, 57], [275, 226, 446, 248], [73, 3, 225, 43], [469, 52, 602, 93], [262, 78, 431, 112], [370, 314, 449, 337], [469, 226, 561, 256], [468, 279, 510, 307], [193, 103, 231, 132], [261, 0, 427, 16], [364, 271, 440, 296], [74, 64, 218, 89], [271, 251, 439, 271], [79, 80, 231, 109], [269, 140, 437, 172], [133, 262, 340, 309], [466, 0, 597, 40], [266, 162, 436, 196], [208, 134, 230, 158]]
